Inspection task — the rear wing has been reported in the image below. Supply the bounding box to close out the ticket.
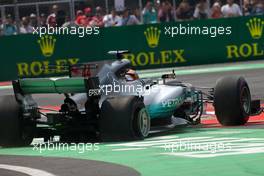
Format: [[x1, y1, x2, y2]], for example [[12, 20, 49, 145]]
[[69, 63, 98, 78], [18, 63, 99, 79], [12, 77, 100, 95]]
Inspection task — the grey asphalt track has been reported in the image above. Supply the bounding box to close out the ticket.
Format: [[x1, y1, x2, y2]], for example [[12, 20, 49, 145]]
[[0, 169, 28, 176], [177, 68, 264, 100], [0, 155, 140, 176]]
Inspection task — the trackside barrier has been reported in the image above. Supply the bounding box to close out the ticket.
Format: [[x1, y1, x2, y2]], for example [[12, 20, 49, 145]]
[[0, 15, 263, 81]]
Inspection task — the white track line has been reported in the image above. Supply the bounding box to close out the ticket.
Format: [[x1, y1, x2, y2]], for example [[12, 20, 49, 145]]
[[112, 148, 147, 151], [0, 164, 56, 176], [0, 85, 12, 90]]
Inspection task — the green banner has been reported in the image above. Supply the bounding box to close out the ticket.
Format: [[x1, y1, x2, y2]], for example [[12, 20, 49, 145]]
[[0, 15, 263, 81]]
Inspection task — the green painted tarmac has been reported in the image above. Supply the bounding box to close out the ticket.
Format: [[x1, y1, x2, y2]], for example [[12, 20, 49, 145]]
[[1, 126, 264, 176]]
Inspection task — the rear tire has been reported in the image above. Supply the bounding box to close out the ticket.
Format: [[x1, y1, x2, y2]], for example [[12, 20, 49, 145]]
[[0, 95, 35, 147], [214, 76, 251, 126], [100, 96, 150, 141]]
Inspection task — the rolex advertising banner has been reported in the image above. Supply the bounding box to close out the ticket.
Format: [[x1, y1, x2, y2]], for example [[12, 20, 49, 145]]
[[0, 15, 263, 81]]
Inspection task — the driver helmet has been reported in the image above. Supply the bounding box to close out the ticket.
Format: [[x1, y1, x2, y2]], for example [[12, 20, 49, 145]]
[[125, 69, 139, 81]]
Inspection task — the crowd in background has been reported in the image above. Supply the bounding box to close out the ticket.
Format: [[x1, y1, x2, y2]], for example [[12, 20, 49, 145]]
[[0, 0, 263, 36]]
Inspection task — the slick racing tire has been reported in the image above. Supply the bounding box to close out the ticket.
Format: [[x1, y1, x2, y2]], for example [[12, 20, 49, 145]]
[[214, 76, 251, 126], [100, 96, 150, 141], [0, 95, 35, 147]]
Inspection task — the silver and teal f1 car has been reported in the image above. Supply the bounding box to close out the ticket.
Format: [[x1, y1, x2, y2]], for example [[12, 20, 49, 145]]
[[0, 51, 262, 146]]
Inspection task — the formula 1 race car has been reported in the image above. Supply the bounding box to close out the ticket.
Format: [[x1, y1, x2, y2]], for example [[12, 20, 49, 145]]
[[0, 51, 262, 146]]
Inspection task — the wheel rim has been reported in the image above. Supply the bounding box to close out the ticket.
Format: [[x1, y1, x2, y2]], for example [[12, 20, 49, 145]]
[[240, 87, 251, 114], [138, 108, 150, 137]]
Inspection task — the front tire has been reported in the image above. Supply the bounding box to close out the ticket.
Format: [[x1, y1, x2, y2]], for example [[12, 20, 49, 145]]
[[100, 96, 150, 141], [0, 95, 35, 147], [214, 76, 251, 126]]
